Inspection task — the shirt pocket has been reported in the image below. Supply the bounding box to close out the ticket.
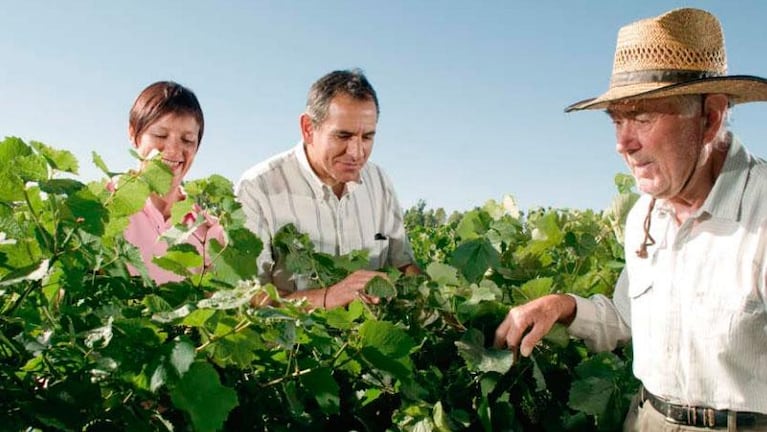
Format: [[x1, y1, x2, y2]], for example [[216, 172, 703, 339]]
[[369, 237, 389, 270]]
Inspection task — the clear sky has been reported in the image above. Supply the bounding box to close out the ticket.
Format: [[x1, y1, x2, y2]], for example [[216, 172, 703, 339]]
[[3, 1, 767, 213]]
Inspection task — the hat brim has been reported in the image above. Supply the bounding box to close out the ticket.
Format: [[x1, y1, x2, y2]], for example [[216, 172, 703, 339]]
[[565, 75, 767, 112]]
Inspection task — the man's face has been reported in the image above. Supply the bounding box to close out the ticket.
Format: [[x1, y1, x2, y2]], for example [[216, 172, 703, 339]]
[[303, 94, 377, 189], [607, 96, 705, 199]]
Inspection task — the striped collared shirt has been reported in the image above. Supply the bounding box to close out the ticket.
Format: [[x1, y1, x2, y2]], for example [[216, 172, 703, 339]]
[[569, 135, 767, 413], [235, 143, 414, 292]]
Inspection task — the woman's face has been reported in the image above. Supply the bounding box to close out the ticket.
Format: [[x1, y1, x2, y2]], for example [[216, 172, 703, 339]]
[[131, 112, 200, 194]]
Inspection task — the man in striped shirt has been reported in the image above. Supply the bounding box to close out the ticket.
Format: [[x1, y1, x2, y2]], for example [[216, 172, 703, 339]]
[[236, 69, 419, 309]]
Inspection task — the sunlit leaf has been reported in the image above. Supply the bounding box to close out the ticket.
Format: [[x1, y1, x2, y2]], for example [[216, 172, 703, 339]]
[[30, 141, 79, 174]]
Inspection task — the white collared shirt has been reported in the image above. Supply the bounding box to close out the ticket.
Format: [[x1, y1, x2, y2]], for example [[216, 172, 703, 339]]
[[235, 143, 414, 292], [568, 136, 767, 413]]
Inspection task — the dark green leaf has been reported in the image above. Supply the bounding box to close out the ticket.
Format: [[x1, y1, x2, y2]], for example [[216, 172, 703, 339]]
[[170, 362, 238, 432], [450, 238, 500, 283], [300, 367, 340, 415]]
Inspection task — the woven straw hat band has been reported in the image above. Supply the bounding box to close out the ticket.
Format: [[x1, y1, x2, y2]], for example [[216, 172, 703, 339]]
[[610, 8, 726, 87]]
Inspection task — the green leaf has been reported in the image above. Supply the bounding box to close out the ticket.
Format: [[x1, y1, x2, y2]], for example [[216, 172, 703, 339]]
[[358, 321, 415, 380], [182, 308, 216, 327], [614, 173, 636, 194], [455, 209, 491, 240], [63, 188, 108, 236], [153, 244, 203, 276], [433, 401, 452, 432], [142, 159, 173, 195], [568, 376, 614, 416], [300, 367, 340, 415], [527, 212, 564, 254], [30, 140, 79, 174], [109, 177, 150, 218], [92, 151, 118, 176], [142, 294, 173, 314], [450, 238, 500, 283], [359, 320, 414, 358], [454, 328, 513, 374], [323, 299, 363, 330], [512, 277, 553, 304], [170, 361, 238, 432], [426, 262, 460, 286], [38, 178, 84, 195], [196, 283, 260, 310], [207, 228, 262, 285], [543, 323, 570, 348], [17, 154, 49, 182], [208, 327, 262, 368], [365, 275, 396, 300], [0, 169, 24, 201]]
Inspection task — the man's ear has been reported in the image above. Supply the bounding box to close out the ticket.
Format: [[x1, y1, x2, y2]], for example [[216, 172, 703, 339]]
[[702, 94, 728, 142], [299, 113, 314, 145]]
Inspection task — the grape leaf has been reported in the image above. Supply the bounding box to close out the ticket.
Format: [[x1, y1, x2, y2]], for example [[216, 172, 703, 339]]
[[170, 362, 238, 432], [300, 367, 340, 415]]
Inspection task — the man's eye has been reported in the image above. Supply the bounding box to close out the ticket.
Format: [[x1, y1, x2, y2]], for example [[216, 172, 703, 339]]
[[634, 114, 653, 123]]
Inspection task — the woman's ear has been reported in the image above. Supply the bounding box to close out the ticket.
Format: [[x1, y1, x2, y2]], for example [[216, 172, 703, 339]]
[[128, 126, 138, 148]]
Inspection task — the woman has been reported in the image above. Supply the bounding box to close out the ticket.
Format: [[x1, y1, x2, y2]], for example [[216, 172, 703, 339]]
[[123, 81, 223, 284]]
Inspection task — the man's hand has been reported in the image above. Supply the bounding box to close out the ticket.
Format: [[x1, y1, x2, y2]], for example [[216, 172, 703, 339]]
[[323, 270, 388, 309], [493, 294, 576, 357]]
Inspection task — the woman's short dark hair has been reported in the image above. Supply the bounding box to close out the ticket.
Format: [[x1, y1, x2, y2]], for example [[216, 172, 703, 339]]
[[129, 81, 204, 146], [306, 69, 379, 125]]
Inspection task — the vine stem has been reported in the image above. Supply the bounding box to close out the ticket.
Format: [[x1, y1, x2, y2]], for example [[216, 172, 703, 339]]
[[195, 318, 251, 353], [262, 341, 350, 388]]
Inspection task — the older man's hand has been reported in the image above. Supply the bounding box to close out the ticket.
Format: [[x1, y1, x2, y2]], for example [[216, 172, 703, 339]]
[[493, 294, 577, 357]]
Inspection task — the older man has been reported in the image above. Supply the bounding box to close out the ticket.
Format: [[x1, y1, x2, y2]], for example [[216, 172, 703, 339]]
[[236, 69, 418, 309], [493, 8, 767, 431]]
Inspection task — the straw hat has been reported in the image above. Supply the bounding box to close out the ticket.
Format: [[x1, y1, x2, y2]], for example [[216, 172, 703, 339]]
[[565, 8, 767, 112]]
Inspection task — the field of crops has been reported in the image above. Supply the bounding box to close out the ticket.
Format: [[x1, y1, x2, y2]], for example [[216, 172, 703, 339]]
[[0, 137, 640, 431]]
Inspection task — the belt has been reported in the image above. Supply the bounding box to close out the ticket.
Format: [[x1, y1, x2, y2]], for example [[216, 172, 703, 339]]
[[641, 388, 764, 428]]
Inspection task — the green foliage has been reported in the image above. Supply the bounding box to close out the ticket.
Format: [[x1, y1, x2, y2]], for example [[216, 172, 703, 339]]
[[1, 137, 641, 431]]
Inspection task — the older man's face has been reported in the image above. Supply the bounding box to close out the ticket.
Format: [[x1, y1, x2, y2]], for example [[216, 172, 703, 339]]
[[607, 96, 706, 199]]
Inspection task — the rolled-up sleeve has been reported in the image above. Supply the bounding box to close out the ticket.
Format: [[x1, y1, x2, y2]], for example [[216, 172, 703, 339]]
[[567, 269, 632, 352]]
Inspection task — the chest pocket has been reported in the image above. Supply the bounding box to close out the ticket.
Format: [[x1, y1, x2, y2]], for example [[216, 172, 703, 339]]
[[369, 236, 389, 270]]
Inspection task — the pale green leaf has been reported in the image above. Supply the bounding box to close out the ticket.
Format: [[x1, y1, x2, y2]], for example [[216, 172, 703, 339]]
[[365, 275, 396, 299], [454, 328, 513, 374], [30, 141, 79, 174], [170, 340, 196, 377], [426, 262, 460, 286]]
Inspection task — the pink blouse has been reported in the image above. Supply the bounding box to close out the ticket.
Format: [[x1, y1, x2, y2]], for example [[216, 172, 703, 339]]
[[124, 199, 225, 284]]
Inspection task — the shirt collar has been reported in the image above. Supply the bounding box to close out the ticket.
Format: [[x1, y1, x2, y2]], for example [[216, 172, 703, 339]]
[[652, 134, 749, 222], [292, 142, 362, 198], [696, 134, 749, 221]]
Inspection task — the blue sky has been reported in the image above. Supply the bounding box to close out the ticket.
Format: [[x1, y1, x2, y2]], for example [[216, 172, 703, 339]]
[[3, 1, 767, 213]]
